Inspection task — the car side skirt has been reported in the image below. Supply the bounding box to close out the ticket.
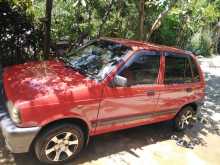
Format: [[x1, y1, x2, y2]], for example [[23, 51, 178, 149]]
[[91, 109, 178, 135]]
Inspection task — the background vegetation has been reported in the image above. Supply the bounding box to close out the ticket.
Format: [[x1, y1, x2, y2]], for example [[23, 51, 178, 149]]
[[1, 0, 220, 67]]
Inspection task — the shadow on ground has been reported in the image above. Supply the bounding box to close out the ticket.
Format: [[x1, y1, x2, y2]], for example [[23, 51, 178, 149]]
[[0, 118, 218, 165], [0, 64, 220, 165], [0, 121, 182, 165]]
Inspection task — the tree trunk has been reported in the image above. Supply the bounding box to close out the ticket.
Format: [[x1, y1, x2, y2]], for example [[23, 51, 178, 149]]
[[214, 22, 220, 54], [146, 0, 177, 41], [44, 0, 53, 58], [139, 0, 145, 40]]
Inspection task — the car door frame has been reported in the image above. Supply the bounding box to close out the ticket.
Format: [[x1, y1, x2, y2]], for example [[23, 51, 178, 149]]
[[93, 49, 165, 135], [154, 51, 197, 119]]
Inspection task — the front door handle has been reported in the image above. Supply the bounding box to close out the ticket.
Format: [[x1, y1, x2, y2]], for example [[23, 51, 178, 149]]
[[146, 90, 155, 96], [186, 88, 193, 93]]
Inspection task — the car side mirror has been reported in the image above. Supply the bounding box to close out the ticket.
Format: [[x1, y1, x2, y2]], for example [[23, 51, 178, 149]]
[[111, 75, 128, 87]]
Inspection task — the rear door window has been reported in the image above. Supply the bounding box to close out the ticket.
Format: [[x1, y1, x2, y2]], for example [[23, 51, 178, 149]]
[[164, 52, 193, 84]]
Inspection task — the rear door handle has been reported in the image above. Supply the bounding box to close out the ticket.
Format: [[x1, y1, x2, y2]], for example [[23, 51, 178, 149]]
[[146, 90, 155, 96], [186, 88, 193, 93]]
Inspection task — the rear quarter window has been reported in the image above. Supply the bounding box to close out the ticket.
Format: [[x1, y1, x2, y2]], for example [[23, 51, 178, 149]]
[[189, 56, 201, 82], [164, 52, 193, 84]]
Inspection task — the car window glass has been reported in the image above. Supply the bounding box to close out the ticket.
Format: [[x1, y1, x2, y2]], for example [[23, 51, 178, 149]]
[[165, 53, 193, 84], [189, 56, 200, 82], [118, 51, 160, 85], [65, 40, 131, 79]]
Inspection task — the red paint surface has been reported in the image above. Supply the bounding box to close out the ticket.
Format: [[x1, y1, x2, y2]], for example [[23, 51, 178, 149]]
[[3, 38, 205, 136]]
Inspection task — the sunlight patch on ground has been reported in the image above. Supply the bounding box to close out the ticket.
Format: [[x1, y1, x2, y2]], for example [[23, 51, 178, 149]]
[[79, 139, 215, 165]]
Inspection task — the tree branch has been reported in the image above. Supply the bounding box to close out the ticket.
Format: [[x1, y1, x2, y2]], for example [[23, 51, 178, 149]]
[[146, 0, 177, 41], [97, 0, 115, 37]]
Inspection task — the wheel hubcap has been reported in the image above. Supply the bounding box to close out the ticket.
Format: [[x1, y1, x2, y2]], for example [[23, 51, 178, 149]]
[[179, 111, 194, 129], [45, 132, 79, 162]]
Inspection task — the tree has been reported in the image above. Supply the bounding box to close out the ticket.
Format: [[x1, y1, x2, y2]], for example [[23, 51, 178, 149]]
[[139, 0, 145, 40], [43, 0, 53, 57], [2, 0, 220, 64], [215, 22, 220, 54], [0, 0, 43, 67], [97, 0, 116, 37], [146, 0, 178, 41]]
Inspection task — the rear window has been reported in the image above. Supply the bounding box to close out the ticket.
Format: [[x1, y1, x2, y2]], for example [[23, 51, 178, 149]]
[[164, 52, 193, 84], [189, 56, 200, 82]]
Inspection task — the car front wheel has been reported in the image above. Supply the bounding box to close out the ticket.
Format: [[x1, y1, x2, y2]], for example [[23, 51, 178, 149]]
[[34, 124, 85, 164]]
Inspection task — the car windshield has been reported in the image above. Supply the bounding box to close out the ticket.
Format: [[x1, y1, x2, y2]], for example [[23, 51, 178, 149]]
[[61, 40, 132, 80]]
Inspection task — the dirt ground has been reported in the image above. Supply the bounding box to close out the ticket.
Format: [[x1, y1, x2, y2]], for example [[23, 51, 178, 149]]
[[0, 56, 220, 165]]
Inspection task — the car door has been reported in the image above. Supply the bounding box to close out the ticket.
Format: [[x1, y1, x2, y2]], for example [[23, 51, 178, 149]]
[[95, 50, 162, 134], [155, 52, 195, 120], [188, 55, 205, 102]]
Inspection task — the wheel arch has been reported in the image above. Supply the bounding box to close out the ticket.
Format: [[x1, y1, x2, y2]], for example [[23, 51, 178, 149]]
[[173, 102, 198, 131], [176, 102, 198, 117], [30, 117, 90, 152], [181, 102, 198, 112]]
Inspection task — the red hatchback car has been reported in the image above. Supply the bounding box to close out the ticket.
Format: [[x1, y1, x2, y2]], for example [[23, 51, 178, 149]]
[[0, 38, 205, 164]]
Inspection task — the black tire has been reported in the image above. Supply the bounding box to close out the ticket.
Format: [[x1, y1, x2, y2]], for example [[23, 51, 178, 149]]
[[34, 124, 85, 164], [174, 106, 196, 131]]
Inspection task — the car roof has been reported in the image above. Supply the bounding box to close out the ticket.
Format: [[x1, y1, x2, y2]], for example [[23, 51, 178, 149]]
[[101, 37, 193, 56]]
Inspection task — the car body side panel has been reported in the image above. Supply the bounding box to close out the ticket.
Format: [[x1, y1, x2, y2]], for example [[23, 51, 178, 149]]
[[94, 84, 158, 135], [155, 84, 195, 115], [155, 53, 205, 117], [20, 82, 103, 135], [93, 51, 172, 135]]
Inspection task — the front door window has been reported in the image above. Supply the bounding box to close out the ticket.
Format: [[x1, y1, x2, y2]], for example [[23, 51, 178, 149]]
[[117, 50, 160, 86]]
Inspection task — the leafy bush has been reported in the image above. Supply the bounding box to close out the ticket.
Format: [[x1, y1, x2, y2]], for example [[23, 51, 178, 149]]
[[189, 28, 213, 56], [0, 0, 43, 67], [1, 0, 219, 68]]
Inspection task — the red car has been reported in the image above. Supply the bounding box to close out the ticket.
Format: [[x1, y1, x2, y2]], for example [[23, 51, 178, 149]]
[[0, 38, 205, 164]]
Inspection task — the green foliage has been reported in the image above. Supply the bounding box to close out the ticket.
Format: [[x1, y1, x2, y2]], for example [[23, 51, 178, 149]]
[[1, 0, 220, 67], [189, 28, 214, 56], [152, 0, 220, 56], [0, 0, 43, 67], [151, 13, 179, 46]]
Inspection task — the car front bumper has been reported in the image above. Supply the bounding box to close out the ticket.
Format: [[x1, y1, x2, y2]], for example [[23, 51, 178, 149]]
[[0, 112, 41, 153]]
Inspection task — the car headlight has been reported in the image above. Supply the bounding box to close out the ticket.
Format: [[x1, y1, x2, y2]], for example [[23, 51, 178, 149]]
[[6, 101, 21, 124]]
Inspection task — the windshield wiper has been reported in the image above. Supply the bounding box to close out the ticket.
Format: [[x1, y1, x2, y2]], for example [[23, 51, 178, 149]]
[[59, 57, 89, 76], [58, 56, 72, 65], [66, 64, 88, 76]]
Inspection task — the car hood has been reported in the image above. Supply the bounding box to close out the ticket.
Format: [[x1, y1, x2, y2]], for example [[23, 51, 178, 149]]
[[3, 60, 93, 108]]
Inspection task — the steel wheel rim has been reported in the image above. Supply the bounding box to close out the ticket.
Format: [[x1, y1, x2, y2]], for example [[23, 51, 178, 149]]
[[179, 110, 193, 129], [45, 131, 79, 162]]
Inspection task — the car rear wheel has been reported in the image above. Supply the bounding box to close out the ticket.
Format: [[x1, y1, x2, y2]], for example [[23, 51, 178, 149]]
[[34, 124, 85, 164], [174, 106, 196, 131]]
